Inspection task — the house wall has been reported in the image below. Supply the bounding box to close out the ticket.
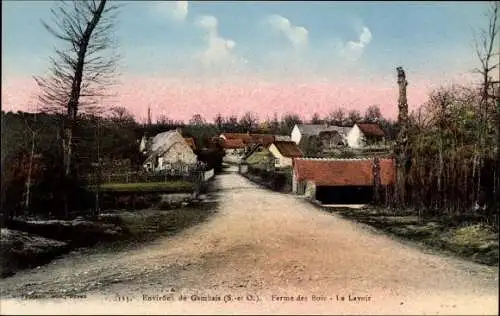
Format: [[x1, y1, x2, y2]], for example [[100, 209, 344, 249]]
[[346, 124, 364, 148], [156, 141, 197, 171], [239, 164, 249, 174], [225, 148, 245, 157], [318, 131, 345, 151], [292, 170, 298, 193], [291, 125, 301, 144], [268, 144, 293, 168], [139, 136, 147, 153], [305, 181, 317, 199]]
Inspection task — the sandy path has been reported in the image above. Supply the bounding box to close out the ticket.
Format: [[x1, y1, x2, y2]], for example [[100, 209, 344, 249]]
[[1, 168, 498, 315]]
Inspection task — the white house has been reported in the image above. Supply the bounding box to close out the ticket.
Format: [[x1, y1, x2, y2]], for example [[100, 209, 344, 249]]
[[346, 123, 386, 149], [142, 129, 197, 172], [268, 141, 303, 168], [291, 124, 351, 145]]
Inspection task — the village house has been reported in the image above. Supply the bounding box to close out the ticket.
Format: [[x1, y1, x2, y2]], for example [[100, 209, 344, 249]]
[[292, 158, 395, 204], [268, 141, 303, 168], [220, 138, 247, 163], [241, 144, 273, 170], [346, 123, 386, 148], [218, 132, 276, 158], [141, 129, 197, 173], [219, 133, 275, 147], [291, 124, 350, 152]]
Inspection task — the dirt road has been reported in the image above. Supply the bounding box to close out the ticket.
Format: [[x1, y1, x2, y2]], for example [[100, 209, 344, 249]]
[[1, 167, 498, 315]]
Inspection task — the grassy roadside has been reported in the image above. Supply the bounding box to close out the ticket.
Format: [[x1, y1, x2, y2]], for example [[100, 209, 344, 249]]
[[88, 181, 195, 193], [319, 206, 499, 266]]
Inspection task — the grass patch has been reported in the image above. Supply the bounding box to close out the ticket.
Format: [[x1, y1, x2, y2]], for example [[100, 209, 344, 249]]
[[320, 206, 499, 266], [89, 181, 194, 193]]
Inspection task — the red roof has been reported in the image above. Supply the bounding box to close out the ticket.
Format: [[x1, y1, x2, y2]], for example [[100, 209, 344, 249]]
[[272, 141, 303, 158], [184, 137, 196, 150], [293, 158, 395, 186], [221, 138, 246, 149], [252, 134, 275, 146], [220, 133, 275, 146], [220, 133, 254, 143], [357, 123, 385, 137]]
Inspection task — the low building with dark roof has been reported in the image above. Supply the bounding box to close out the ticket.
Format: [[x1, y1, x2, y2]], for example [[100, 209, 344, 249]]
[[346, 123, 386, 148], [268, 141, 303, 168]]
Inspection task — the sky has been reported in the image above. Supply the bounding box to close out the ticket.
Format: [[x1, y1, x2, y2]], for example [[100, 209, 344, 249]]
[[1, 1, 495, 122]]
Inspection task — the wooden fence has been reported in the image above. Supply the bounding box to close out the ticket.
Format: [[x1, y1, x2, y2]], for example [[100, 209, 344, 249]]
[[81, 166, 216, 185]]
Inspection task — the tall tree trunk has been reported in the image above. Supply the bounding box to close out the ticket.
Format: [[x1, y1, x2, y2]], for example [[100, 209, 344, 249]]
[[495, 81, 500, 218], [395, 67, 409, 209], [25, 131, 36, 210], [61, 0, 108, 218]]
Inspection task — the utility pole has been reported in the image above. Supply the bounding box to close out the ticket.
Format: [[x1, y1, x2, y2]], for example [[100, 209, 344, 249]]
[[147, 106, 152, 127]]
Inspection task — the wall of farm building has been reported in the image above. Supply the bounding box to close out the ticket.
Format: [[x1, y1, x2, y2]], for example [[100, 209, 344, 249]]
[[346, 124, 364, 148], [159, 142, 197, 167], [291, 125, 301, 144], [268, 144, 293, 168], [304, 181, 316, 199]]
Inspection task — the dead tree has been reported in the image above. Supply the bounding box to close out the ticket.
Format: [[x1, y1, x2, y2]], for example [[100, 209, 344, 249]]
[[395, 66, 410, 209], [472, 1, 499, 211], [34, 1, 119, 217], [35, 0, 119, 175]]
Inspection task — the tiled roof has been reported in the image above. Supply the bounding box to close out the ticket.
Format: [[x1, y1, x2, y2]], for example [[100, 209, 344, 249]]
[[220, 133, 275, 146], [296, 124, 351, 137], [293, 158, 395, 186], [250, 134, 275, 146], [274, 135, 292, 141], [357, 123, 385, 137], [221, 138, 246, 149], [184, 137, 196, 150], [272, 141, 303, 158], [220, 133, 254, 143]]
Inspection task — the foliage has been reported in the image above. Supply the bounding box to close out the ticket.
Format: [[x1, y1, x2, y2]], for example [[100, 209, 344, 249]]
[[91, 181, 194, 192]]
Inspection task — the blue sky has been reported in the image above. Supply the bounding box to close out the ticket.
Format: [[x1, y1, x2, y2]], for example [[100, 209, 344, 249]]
[[3, 1, 492, 80], [2, 1, 496, 120]]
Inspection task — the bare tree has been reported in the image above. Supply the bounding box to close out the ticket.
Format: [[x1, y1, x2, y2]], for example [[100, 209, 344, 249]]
[[189, 113, 206, 126], [346, 109, 362, 126], [239, 111, 259, 132], [108, 106, 135, 127], [280, 113, 302, 135], [213, 113, 224, 130], [310, 112, 323, 124], [34, 0, 120, 183], [327, 108, 346, 125], [22, 114, 40, 211], [157, 114, 174, 125], [364, 105, 383, 123], [473, 1, 499, 211]]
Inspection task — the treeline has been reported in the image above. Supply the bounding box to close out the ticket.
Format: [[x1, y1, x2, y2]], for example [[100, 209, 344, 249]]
[[1, 103, 397, 222], [144, 104, 399, 140], [394, 85, 499, 226]]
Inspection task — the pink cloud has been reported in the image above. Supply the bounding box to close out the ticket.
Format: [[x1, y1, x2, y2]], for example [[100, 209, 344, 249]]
[[2, 74, 476, 123]]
